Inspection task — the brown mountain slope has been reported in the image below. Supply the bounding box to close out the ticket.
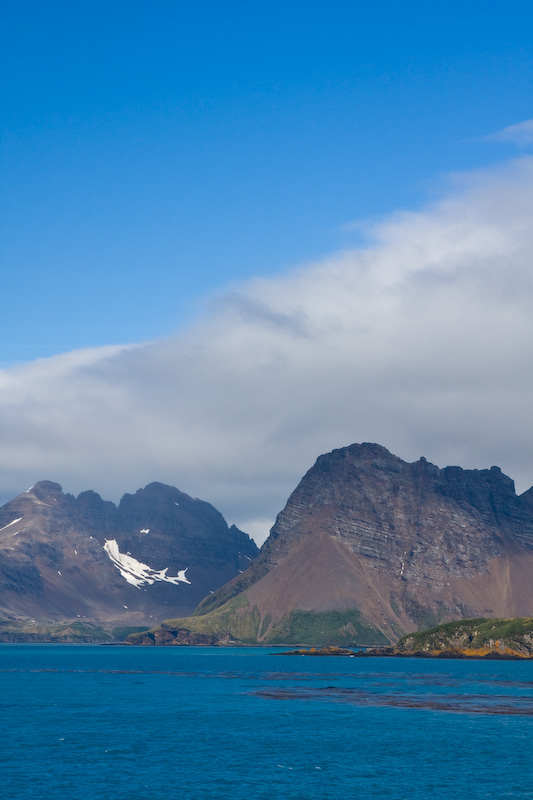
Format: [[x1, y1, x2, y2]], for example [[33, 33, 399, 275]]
[[0, 480, 258, 633], [133, 443, 533, 646]]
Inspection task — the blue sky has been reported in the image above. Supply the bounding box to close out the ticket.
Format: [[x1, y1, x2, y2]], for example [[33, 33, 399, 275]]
[[1, 2, 533, 541], [2, 1, 532, 364]]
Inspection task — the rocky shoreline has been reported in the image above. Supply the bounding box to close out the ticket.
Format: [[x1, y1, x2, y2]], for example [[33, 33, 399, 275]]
[[277, 646, 530, 660]]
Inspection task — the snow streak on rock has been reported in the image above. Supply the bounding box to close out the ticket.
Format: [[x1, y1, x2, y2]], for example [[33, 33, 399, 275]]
[[103, 539, 191, 589], [0, 518, 23, 533]]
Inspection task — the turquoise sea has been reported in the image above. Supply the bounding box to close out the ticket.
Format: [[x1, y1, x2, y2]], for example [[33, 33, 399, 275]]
[[1, 644, 533, 799]]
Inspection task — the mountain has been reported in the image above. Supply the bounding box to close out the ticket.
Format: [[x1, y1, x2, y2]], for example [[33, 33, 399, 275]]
[[0, 480, 258, 636], [130, 443, 533, 646]]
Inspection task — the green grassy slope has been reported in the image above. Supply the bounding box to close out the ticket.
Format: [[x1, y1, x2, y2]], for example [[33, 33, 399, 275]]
[[126, 598, 389, 646]]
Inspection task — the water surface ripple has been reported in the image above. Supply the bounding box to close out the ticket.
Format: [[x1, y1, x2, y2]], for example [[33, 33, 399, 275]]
[[1, 645, 532, 799]]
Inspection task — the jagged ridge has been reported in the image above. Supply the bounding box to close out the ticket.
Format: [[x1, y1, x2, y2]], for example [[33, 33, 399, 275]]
[[132, 443, 533, 646], [0, 480, 258, 633]]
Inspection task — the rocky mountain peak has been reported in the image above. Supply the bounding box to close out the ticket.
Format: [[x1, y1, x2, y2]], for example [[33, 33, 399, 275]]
[[190, 443, 533, 645], [0, 479, 258, 631], [30, 480, 65, 502]]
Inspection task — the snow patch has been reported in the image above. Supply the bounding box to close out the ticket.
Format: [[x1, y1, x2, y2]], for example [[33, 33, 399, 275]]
[[0, 518, 22, 532], [400, 551, 407, 578], [103, 539, 192, 589]]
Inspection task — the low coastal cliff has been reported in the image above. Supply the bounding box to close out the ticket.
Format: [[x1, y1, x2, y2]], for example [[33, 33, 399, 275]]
[[394, 617, 533, 658]]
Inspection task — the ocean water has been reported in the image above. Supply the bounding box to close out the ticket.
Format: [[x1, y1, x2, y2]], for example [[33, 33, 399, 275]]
[[1, 645, 533, 800]]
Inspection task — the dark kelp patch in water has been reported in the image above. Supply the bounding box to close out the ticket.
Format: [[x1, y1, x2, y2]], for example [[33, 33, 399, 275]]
[[252, 685, 533, 716]]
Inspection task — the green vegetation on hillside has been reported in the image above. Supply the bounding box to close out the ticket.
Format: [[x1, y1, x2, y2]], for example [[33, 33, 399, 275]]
[[0, 620, 114, 642], [397, 617, 533, 657], [111, 626, 150, 641], [0, 620, 152, 643], [264, 609, 389, 646], [127, 602, 390, 646], [127, 594, 262, 645]]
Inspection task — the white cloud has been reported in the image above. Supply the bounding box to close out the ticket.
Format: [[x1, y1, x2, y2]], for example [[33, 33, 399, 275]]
[[1, 157, 533, 543], [486, 119, 533, 145]]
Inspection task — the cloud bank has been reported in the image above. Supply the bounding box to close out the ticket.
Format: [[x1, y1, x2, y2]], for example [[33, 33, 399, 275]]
[[2, 157, 533, 543]]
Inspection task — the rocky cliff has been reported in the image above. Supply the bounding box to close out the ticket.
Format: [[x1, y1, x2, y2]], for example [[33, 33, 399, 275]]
[[0, 480, 258, 634], [131, 443, 533, 646]]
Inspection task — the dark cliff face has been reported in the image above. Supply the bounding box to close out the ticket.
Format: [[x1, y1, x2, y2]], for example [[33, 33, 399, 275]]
[[0, 480, 258, 627], [115, 483, 252, 573], [195, 443, 533, 642], [265, 443, 532, 579]]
